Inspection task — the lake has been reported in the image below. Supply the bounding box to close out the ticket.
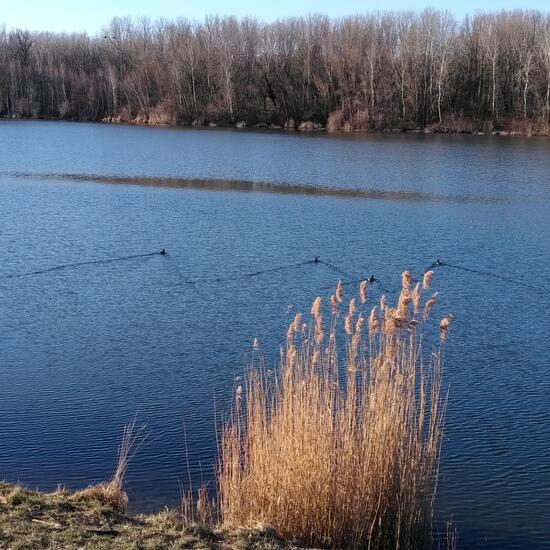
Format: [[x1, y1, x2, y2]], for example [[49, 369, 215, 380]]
[[1, 120, 549, 548]]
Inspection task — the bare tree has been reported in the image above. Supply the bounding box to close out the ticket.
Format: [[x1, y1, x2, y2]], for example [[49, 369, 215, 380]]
[[541, 16, 550, 127]]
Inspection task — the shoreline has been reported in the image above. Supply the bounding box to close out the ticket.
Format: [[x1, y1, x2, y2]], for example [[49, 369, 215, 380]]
[[2, 114, 549, 138]]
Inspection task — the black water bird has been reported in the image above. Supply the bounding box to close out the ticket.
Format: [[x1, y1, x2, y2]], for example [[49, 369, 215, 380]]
[[314, 256, 319, 263], [160, 249, 166, 255]]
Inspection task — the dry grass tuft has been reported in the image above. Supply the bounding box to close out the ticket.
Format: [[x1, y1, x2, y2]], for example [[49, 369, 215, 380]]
[[218, 271, 449, 549], [73, 418, 147, 514], [72, 481, 128, 513]]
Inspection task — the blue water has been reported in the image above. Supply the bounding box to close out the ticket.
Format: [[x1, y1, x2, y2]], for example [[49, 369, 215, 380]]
[[1, 121, 549, 548]]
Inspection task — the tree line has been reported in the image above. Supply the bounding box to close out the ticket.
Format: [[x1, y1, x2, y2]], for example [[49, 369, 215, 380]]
[[1, 10, 550, 134]]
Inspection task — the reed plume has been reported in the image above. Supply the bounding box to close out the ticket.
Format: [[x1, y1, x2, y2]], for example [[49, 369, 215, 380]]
[[359, 280, 368, 304], [424, 292, 439, 320], [423, 270, 434, 290], [335, 280, 344, 302], [412, 281, 422, 315], [330, 294, 339, 314], [402, 270, 413, 289], [368, 306, 379, 338], [344, 313, 353, 336], [311, 296, 322, 317], [439, 314, 453, 342]]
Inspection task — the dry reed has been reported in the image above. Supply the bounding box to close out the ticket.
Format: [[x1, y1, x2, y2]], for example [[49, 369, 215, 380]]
[[181, 485, 216, 527], [218, 272, 450, 549]]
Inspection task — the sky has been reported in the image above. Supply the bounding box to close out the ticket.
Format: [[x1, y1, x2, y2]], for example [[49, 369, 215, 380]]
[[2, 0, 549, 34]]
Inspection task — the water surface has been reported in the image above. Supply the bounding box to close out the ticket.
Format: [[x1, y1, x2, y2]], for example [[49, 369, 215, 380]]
[[1, 121, 550, 548]]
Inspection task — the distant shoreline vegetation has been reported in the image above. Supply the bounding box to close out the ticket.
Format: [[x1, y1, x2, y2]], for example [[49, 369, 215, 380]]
[[1, 10, 550, 136]]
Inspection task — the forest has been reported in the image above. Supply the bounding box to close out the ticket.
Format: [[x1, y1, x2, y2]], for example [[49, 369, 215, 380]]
[[1, 9, 550, 134]]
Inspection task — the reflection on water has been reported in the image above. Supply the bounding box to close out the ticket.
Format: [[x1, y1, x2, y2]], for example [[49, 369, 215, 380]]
[[2, 171, 499, 204], [1, 121, 550, 549]]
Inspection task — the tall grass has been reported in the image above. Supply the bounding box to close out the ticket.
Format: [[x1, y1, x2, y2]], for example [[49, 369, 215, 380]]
[[218, 271, 450, 549]]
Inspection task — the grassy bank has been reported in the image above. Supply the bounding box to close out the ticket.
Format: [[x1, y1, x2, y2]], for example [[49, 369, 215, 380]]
[[0, 482, 293, 549]]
